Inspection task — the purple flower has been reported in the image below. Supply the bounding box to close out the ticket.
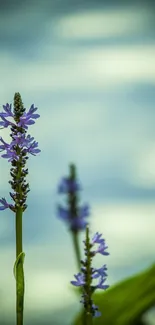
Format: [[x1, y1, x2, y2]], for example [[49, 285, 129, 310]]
[[0, 104, 14, 118], [92, 265, 108, 278], [18, 104, 40, 129], [92, 232, 105, 245], [90, 232, 110, 256], [0, 103, 39, 130], [0, 132, 40, 162], [0, 198, 13, 210], [0, 137, 11, 151], [78, 204, 89, 218], [96, 277, 109, 290], [1, 149, 20, 162], [71, 273, 85, 286], [57, 206, 69, 221], [0, 115, 14, 128], [26, 139, 40, 156], [70, 217, 87, 231], [58, 177, 81, 194], [92, 304, 101, 317], [93, 242, 110, 256], [57, 203, 89, 231], [86, 304, 101, 317]]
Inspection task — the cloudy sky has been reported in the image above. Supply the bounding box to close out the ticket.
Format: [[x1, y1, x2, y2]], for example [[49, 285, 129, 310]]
[[0, 0, 155, 324]]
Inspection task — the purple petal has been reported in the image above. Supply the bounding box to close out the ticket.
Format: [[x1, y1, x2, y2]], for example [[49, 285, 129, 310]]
[[70, 217, 88, 231], [92, 265, 108, 278], [92, 232, 105, 245], [0, 198, 9, 210], [57, 205, 70, 221], [71, 273, 85, 286], [2, 104, 13, 117], [58, 177, 81, 194], [78, 204, 90, 218]]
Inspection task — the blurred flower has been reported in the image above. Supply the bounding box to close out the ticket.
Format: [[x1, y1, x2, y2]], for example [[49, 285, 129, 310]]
[[57, 203, 89, 231], [58, 177, 81, 193], [57, 164, 89, 233]]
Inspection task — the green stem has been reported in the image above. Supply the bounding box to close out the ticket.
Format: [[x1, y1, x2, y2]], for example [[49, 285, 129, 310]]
[[15, 207, 25, 325], [72, 231, 81, 272], [85, 312, 93, 325], [72, 231, 87, 325]]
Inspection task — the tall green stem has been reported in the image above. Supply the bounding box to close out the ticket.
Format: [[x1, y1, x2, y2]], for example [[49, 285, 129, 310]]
[[72, 231, 81, 271], [15, 207, 25, 325]]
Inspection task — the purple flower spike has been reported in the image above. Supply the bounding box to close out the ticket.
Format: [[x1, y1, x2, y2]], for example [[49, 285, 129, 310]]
[[57, 165, 89, 232], [71, 226, 109, 318], [0, 93, 40, 212]]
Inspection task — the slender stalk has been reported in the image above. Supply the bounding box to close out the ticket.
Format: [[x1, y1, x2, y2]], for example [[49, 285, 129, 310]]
[[72, 231, 81, 271], [85, 312, 93, 325], [15, 207, 25, 325], [16, 208, 23, 257], [72, 231, 87, 325]]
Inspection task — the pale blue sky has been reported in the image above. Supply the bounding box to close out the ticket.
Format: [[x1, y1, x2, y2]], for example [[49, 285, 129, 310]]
[[0, 0, 155, 324]]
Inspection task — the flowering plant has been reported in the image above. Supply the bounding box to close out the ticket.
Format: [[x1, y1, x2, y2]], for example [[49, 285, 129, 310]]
[[57, 163, 90, 270], [0, 93, 40, 325], [57, 164, 109, 325], [71, 226, 109, 323], [0, 94, 109, 325], [0, 94, 154, 325]]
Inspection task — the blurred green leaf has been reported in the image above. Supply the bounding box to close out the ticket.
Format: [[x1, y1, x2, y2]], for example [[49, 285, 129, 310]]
[[73, 263, 155, 325]]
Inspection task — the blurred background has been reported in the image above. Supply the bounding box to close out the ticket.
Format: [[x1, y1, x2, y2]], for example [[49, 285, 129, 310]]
[[0, 0, 155, 324]]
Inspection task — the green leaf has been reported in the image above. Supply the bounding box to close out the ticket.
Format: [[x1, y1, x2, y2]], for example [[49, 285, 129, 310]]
[[73, 263, 155, 325]]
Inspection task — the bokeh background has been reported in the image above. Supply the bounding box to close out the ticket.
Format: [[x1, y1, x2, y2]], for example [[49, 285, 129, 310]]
[[0, 0, 155, 324]]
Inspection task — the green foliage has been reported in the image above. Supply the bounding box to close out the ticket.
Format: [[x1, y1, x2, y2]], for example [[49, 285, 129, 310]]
[[73, 263, 155, 325]]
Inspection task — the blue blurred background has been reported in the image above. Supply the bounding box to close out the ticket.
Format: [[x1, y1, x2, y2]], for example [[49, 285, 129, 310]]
[[0, 0, 155, 324]]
